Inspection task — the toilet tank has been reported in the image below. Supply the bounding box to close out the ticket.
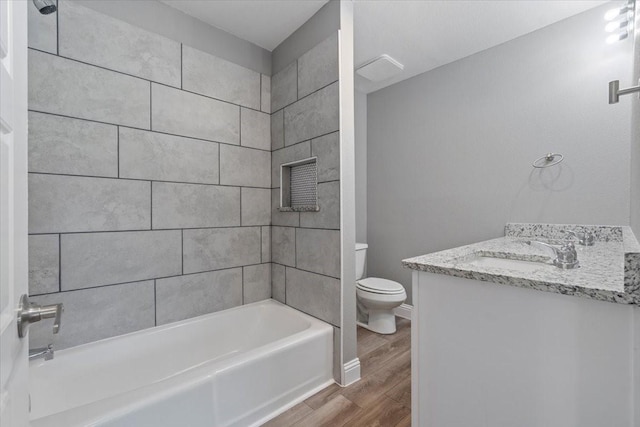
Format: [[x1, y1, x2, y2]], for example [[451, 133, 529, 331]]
[[355, 243, 368, 280]]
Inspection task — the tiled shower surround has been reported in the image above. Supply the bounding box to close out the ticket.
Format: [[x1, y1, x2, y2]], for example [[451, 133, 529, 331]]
[[270, 34, 342, 327], [27, 1, 272, 349]]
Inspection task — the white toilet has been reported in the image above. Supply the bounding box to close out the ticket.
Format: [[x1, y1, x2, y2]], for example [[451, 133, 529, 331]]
[[355, 243, 407, 334]]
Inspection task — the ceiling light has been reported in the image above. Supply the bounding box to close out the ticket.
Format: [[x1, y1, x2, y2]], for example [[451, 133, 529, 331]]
[[607, 30, 629, 43], [604, 0, 634, 43], [606, 20, 628, 32], [604, 2, 633, 20]]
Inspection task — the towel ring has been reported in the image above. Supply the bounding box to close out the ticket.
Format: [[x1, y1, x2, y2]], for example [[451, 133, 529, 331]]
[[532, 153, 563, 168]]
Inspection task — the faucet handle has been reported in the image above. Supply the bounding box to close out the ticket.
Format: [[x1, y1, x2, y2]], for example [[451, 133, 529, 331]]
[[564, 229, 595, 246], [17, 295, 64, 338], [526, 240, 579, 269]]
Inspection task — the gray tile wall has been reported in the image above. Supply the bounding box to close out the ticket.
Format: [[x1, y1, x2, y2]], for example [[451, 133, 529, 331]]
[[28, 1, 272, 350], [270, 33, 342, 327]]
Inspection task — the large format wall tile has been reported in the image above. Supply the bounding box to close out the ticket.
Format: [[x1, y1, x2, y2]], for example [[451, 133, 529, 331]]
[[241, 108, 270, 151], [29, 174, 150, 234], [152, 182, 240, 229], [272, 263, 286, 303], [61, 230, 182, 289], [29, 112, 118, 178], [296, 228, 341, 278], [272, 61, 297, 112], [59, 1, 181, 87], [300, 181, 340, 230], [119, 128, 219, 184], [271, 110, 285, 151], [182, 45, 260, 109], [151, 83, 239, 144], [311, 131, 340, 183], [271, 188, 299, 227], [183, 227, 261, 273], [297, 33, 338, 99], [28, 0, 57, 54], [29, 235, 59, 295], [243, 264, 271, 304], [241, 188, 271, 226], [219, 145, 270, 188], [284, 82, 339, 146], [261, 75, 271, 113], [29, 49, 150, 129], [262, 227, 271, 262], [156, 269, 242, 325], [272, 226, 296, 267], [271, 141, 311, 187], [285, 267, 340, 326], [30, 281, 155, 350]]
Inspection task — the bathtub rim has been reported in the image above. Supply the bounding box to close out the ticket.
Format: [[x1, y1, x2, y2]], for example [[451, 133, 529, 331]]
[[30, 298, 319, 365]]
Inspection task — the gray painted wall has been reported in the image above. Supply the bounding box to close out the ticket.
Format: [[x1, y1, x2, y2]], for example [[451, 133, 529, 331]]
[[367, 4, 633, 303], [355, 90, 367, 244], [28, 0, 272, 349], [75, 0, 271, 75]]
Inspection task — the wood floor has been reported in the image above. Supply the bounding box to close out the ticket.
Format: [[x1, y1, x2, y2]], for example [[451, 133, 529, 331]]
[[264, 318, 411, 427]]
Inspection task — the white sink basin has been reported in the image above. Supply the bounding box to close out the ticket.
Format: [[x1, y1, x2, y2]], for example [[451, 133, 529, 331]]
[[464, 255, 551, 273]]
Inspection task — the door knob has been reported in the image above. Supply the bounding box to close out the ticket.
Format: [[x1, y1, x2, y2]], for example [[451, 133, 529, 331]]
[[17, 294, 63, 338]]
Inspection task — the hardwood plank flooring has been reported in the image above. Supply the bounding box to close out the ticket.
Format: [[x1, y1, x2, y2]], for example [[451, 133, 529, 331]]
[[265, 318, 411, 427]]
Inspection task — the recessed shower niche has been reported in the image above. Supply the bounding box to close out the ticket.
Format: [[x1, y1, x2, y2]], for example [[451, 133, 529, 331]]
[[279, 157, 320, 212]]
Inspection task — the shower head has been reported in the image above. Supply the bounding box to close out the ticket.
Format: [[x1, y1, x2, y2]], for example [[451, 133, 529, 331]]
[[32, 0, 57, 15]]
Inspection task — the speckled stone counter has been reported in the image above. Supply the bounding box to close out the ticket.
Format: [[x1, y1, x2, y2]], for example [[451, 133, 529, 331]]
[[402, 223, 640, 306]]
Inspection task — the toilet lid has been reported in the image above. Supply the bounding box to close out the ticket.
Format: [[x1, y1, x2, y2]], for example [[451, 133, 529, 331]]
[[357, 278, 405, 295]]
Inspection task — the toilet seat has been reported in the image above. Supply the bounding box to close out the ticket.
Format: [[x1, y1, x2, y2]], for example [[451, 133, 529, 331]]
[[357, 277, 405, 295]]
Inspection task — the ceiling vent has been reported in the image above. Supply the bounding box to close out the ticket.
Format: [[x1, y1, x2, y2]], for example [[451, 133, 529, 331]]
[[356, 54, 404, 82]]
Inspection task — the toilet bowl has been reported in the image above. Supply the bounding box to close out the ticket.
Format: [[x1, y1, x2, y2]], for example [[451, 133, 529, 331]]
[[355, 244, 407, 334]]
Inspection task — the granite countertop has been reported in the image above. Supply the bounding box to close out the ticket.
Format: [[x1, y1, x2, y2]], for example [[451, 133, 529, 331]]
[[402, 223, 640, 306]]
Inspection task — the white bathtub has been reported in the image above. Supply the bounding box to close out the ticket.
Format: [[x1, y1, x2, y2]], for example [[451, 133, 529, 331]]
[[29, 299, 334, 427]]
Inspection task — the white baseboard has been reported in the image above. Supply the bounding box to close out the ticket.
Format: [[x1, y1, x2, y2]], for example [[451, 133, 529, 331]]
[[394, 303, 413, 320], [342, 358, 361, 386]]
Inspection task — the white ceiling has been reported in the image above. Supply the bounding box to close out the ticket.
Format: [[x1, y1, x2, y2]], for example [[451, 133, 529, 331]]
[[160, 0, 611, 93], [160, 0, 329, 51], [354, 0, 610, 93]]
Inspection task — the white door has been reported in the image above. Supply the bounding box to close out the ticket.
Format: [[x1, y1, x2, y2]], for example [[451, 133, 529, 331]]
[[0, 1, 30, 426]]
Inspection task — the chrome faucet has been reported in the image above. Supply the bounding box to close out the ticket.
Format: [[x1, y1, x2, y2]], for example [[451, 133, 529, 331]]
[[29, 344, 54, 361], [527, 240, 580, 269], [564, 230, 595, 246], [17, 294, 64, 362]]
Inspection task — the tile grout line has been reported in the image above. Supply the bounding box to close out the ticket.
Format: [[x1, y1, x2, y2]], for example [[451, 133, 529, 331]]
[[27, 171, 273, 190], [55, 0, 59, 56], [149, 82, 152, 130], [153, 280, 157, 326], [150, 181, 153, 229], [28, 48, 270, 114], [29, 224, 281, 236], [259, 74, 262, 113], [28, 109, 274, 153], [29, 263, 264, 297], [117, 126, 120, 177], [58, 234, 62, 293], [181, 229, 184, 275]]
